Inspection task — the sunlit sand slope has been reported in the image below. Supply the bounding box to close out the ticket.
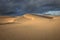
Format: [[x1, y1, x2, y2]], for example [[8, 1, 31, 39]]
[[0, 14, 60, 40]]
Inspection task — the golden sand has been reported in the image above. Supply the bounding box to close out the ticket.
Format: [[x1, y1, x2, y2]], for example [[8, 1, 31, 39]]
[[0, 14, 60, 40]]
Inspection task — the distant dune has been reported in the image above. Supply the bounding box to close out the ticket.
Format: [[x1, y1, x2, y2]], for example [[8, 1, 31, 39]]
[[0, 14, 60, 40]]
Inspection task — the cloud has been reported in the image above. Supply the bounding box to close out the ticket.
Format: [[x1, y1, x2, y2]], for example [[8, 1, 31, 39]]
[[0, 0, 60, 16], [45, 11, 60, 15]]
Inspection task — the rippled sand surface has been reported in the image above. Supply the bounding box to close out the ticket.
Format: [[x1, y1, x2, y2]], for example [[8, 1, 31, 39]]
[[0, 14, 60, 40]]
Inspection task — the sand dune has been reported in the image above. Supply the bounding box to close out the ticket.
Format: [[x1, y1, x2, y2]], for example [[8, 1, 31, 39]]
[[0, 14, 60, 40]]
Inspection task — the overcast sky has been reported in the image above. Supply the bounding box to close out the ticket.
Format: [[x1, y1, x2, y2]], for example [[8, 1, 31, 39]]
[[0, 0, 60, 16]]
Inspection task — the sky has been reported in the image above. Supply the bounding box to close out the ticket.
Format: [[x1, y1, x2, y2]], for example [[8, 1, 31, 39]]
[[0, 0, 60, 16]]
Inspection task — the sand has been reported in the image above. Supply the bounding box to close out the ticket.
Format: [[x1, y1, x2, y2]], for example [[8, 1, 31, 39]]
[[0, 14, 60, 40]]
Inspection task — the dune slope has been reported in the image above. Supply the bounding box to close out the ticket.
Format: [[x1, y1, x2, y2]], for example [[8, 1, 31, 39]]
[[0, 14, 60, 40]]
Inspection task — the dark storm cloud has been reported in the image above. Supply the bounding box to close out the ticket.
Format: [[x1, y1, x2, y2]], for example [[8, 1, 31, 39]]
[[0, 0, 60, 16]]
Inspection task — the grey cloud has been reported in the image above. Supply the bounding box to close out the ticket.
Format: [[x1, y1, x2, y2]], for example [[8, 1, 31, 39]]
[[0, 0, 60, 16]]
